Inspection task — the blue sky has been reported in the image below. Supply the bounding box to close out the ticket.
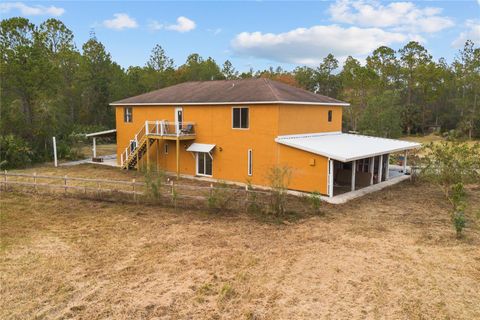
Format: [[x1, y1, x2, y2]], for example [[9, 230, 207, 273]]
[[1, 1, 479, 71]]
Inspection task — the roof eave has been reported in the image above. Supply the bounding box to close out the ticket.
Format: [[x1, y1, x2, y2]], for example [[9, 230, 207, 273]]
[[109, 100, 350, 107]]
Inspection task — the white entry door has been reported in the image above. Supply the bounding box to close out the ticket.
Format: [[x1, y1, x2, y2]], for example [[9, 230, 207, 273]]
[[175, 107, 183, 134], [196, 152, 213, 176]]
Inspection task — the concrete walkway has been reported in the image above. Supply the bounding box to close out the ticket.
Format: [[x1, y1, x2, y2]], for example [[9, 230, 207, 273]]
[[319, 174, 411, 204], [59, 154, 119, 167]]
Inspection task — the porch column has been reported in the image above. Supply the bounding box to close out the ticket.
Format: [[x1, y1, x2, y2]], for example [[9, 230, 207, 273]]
[[351, 160, 356, 191], [403, 150, 408, 174], [92, 137, 96, 158], [378, 154, 383, 183], [176, 139, 180, 179], [369, 156, 375, 185], [385, 154, 390, 181], [328, 159, 334, 197]]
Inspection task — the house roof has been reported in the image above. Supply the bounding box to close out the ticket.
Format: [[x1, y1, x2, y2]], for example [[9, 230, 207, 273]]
[[275, 132, 421, 162], [110, 78, 349, 106]]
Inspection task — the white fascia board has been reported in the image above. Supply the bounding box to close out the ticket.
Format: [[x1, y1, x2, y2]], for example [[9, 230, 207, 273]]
[[110, 101, 350, 107]]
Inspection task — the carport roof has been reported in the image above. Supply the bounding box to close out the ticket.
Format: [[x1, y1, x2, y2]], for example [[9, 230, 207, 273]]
[[275, 132, 421, 162]]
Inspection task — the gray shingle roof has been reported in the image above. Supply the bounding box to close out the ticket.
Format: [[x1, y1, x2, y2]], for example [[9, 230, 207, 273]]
[[111, 78, 349, 106]]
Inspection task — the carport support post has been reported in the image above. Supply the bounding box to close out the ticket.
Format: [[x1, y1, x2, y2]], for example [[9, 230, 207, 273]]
[[385, 154, 390, 181], [351, 160, 356, 191], [176, 139, 180, 179], [92, 137, 97, 158], [369, 156, 375, 185], [328, 159, 334, 197], [403, 150, 408, 174], [378, 154, 383, 183]]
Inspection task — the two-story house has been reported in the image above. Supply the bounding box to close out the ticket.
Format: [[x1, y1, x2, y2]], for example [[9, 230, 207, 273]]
[[111, 78, 419, 197]]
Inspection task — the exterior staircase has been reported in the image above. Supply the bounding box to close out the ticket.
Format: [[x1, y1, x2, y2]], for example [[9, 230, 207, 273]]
[[120, 120, 196, 170]]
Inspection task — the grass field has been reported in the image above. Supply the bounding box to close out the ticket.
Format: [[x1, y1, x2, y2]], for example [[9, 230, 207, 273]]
[[1, 166, 479, 319]]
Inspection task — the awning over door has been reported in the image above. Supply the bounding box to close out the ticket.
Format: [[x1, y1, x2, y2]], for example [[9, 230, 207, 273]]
[[186, 143, 216, 153], [275, 132, 420, 162]]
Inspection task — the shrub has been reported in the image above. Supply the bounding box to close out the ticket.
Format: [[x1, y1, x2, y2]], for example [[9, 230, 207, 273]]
[[207, 182, 233, 213], [309, 191, 322, 215], [266, 166, 291, 216], [453, 211, 466, 239], [245, 180, 262, 214], [143, 166, 165, 201], [419, 142, 479, 238], [0, 134, 33, 169], [420, 141, 480, 197]]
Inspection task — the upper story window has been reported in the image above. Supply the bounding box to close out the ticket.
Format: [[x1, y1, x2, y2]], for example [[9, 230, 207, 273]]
[[124, 107, 133, 123], [232, 107, 249, 129], [328, 110, 333, 122]]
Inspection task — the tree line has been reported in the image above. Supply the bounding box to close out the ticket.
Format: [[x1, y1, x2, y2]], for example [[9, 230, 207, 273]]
[[1, 17, 479, 168]]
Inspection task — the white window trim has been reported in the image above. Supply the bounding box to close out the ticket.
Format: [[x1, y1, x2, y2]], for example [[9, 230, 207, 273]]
[[247, 149, 253, 176], [232, 106, 249, 130], [196, 152, 213, 177], [124, 107, 133, 123]]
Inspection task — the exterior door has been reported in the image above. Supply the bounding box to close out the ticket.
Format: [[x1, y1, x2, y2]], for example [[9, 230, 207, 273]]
[[175, 107, 183, 134], [196, 152, 212, 176]]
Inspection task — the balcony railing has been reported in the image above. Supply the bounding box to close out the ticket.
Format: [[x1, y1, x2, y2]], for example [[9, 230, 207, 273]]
[[145, 120, 196, 137]]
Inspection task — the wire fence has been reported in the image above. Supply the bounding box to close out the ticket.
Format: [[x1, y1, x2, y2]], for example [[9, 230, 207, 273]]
[[0, 171, 318, 214]]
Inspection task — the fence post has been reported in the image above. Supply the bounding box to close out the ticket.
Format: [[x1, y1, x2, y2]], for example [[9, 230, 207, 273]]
[[34, 172, 37, 193], [64, 175, 67, 194], [210, 183, 213, 198], [171, 180, 174, 196], [97, 181, 100, 197], [245, 184, 249, 203], [132, 179, 136, 202]]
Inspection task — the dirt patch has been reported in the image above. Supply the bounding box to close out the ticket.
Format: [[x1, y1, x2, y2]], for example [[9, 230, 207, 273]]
[[1, 182, 479, 319]]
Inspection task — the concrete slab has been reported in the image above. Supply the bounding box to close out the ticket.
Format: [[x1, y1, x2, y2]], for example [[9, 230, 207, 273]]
[[319, 174, 411, 204], [60, 155, 119, 167]]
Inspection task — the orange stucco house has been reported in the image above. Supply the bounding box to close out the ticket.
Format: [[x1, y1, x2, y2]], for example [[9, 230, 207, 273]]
[[111, 79, 419, 197]]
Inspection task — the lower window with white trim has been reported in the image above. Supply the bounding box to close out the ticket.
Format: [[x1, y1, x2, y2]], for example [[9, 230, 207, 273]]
[[247, 149, 253, 176], [196, 152, 212, 176]]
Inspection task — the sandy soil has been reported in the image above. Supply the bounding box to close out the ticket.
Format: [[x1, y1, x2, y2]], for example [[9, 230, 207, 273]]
[[1, 181, 479, 319]]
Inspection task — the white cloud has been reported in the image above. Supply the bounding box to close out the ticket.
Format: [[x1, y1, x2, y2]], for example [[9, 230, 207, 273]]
[[231, 25, 411, 65], [0, 2, 64, 16], [103, 13, 138, 30], [329, 0, 454, 33], [165, 16, 196, 32], [452, 20, 480, 48], [208, 28, 222, 35], [148, 20, 163, 31]]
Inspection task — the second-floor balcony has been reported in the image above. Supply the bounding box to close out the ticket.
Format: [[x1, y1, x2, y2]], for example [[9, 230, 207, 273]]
[[145, 120, 196, 140]]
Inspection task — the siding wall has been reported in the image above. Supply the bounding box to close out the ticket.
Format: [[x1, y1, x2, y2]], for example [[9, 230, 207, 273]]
[[115, 103, 343, 194]]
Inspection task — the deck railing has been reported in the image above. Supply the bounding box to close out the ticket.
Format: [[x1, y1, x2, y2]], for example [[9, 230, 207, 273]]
[[121, 120, 196, 167]]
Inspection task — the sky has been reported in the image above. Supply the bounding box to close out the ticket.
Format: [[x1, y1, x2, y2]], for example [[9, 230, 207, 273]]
[[1, 1, 479, 71]]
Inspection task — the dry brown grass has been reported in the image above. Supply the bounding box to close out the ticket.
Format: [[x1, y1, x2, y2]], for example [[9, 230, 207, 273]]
[[1, 177, 479, 319]]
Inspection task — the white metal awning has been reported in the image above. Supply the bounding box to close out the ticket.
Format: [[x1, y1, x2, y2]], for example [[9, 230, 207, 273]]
[[275, 132, 421, 162], [186, 143, 216, 153]]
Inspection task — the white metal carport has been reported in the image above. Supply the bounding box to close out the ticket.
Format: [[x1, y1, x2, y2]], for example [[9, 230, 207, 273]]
[[275, 132, 421, 197], [85, 129, 116, 159]]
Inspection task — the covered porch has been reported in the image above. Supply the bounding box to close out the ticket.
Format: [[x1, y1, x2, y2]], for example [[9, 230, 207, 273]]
[[275, 132, 421, 199]]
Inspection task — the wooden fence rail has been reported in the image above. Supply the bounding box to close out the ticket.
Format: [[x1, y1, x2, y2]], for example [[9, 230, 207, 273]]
[[0, 170, 311, 213]]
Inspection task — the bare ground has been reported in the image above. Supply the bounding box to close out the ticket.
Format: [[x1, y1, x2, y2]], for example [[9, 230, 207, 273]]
[[1, 179, 479, 319]]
